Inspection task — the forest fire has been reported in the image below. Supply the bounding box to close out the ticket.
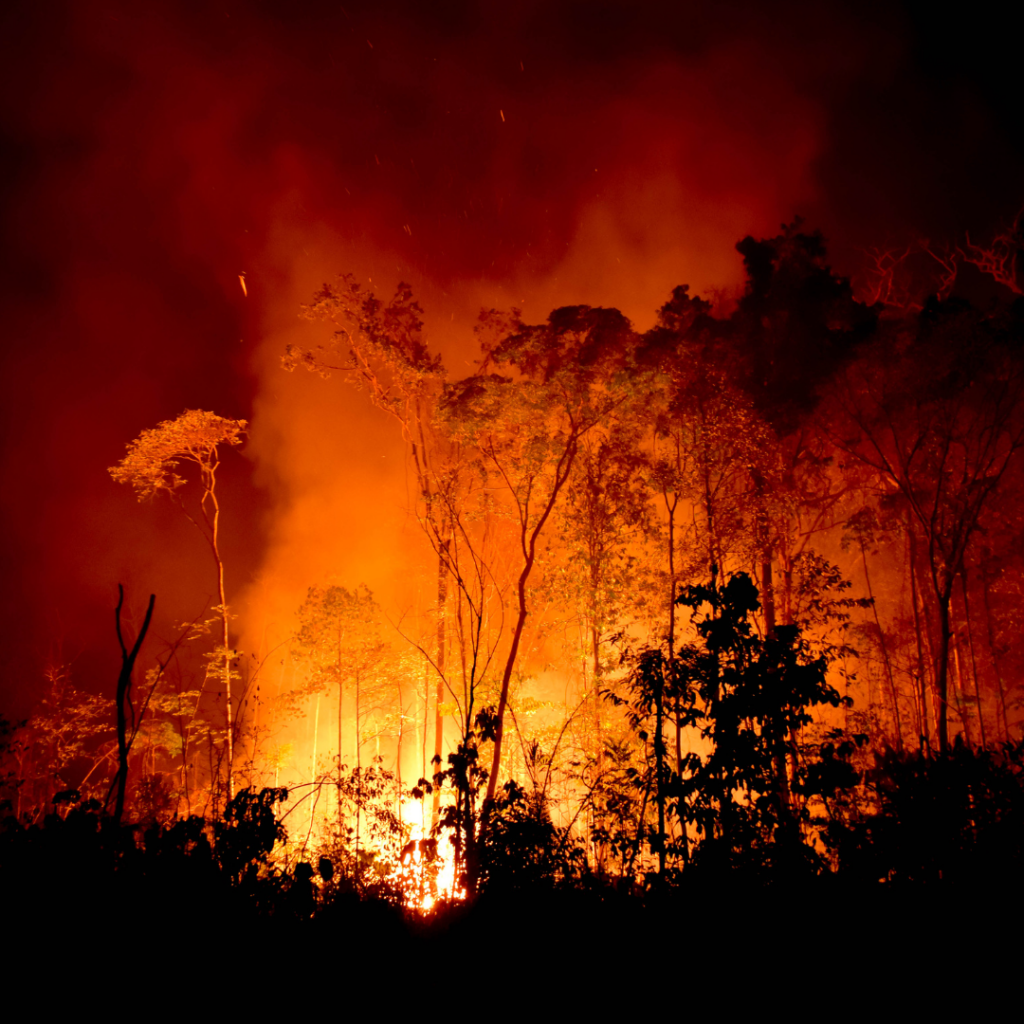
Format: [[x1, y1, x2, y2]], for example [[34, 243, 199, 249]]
[[2, 2, 1024, 939]]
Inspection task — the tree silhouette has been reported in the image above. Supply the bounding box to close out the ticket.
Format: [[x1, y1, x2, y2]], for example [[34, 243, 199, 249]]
[[830, 300, 1024, 751], [288, 583, 401, 853], [111, 585, 155, 824], [442, 304, 638, 805], [656, 572, 849, 877], [290, 278, 467, 830], [109, 409, 246, 800]]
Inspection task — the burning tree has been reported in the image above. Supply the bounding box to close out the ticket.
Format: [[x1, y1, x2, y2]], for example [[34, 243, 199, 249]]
[[288, 278, 463, 829], [830, 300, 1024, 751], [286, 582, 411, 858], [109, 409, 247, 801], [288, 584, 394, 773], [441, 305, 639, 805], [2, 666, 113, 821], [262, 221, 1024, 888]]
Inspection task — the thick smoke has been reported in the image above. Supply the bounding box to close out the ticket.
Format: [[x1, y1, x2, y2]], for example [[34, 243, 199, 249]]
[[0, 0, 1020, 717]]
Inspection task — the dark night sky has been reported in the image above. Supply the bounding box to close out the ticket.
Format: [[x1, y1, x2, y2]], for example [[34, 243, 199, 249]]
[[1, 0, 1021, 717]]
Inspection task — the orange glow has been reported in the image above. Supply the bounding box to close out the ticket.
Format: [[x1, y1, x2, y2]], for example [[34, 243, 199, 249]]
[[5, 3, 1022, 898]]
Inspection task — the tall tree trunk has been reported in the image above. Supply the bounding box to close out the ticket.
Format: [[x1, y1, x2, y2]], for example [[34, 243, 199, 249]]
[[951, 631, 971, 748], [310, 692, 320, 836], [762, 557, 776, 636], [432, 539, 448, 830], [591, 605, 608, 873], [934, 582, 953, 754], [421, 656, 428, 783], [654, 662, 666, 877], [486, 571, 531, 804], [355, 667, 362, 880], [486, 442, 578, 805], [112, 587, 155, 825], [960, 570, 987, 751], [663, 488, 687, 863], [908, 529, 931, 749], [395, 675, 404, 825], [336, 626, 344, 826], [698, 393, 720, 581], [860, 539, 903, 752], [344, 675, 348, 827], [206, 477, 234, 803], [753, 477, 794, 837], [981, 563, 1010, 743]]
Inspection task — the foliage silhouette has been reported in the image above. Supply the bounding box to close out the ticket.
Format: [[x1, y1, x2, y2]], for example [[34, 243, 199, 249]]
[[109, 409, 247, 801], [829, 296, 1024, 751], [476, 779, 586, 893], [824, 738, 1024, 885], [615, 571, 854, 882]]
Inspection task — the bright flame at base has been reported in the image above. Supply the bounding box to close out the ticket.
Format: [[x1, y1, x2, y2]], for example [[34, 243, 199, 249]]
[[390, 798, 462, 912]]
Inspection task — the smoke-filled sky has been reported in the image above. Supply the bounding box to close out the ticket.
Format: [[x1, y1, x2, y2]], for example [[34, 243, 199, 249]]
[[1, 0, 1021, 716]]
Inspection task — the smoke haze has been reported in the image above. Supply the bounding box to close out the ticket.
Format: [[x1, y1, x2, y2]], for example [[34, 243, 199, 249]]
[[1, 0, 1021, 715]]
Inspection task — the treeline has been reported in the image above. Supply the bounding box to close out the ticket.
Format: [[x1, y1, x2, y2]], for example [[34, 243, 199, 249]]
[[3, 580, 1023, 925], [3, 218, 1024, 905]]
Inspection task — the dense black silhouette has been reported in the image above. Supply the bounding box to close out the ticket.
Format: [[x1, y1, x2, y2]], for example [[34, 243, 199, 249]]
[[110, 585, 155, 825]]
